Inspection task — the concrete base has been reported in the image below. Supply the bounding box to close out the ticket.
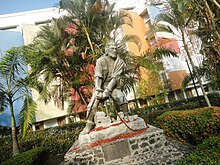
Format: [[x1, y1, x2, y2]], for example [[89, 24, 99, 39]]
[[64, 116, 190, 165]]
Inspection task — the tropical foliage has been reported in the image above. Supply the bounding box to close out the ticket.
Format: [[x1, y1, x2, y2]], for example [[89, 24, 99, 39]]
[[0, 121, 85, 163], [0, 47, 36, 155], [157, 106, 220, 145], [1, 147, 49, 165], [189, 0, 220, 89], [22, 0, 140, 115], [148, 0, 212, 106], [177, 136, 220, 165], [134, 47, 176, 104]]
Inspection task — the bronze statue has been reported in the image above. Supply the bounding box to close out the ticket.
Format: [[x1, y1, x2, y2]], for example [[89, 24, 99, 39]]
[[80, 40, 129, 135]]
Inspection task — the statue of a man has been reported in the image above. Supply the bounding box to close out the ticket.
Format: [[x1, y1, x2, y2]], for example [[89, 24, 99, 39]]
[[80, 40, 129, 135]]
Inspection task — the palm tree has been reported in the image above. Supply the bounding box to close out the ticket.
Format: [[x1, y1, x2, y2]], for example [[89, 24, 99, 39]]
[[22, 0, 141, 114], [134, 47, 177, 104], [190, 0, 220, 89], [148, 0, 211, 106], [0, 47, 36, 156], [59, 0, 134, 60]]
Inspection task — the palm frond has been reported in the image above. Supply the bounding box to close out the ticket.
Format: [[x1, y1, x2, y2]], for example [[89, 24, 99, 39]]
[[119, 34, 142, 51], [0, 83, 7, 113], [152, 47, 177, 59], [0, 47, 25, 82], [134, 54, 160, 71], [181, 65, 209, 90], [146, 23, 174, 40], [181, 74, 192, 89], [19, 95, 36, 138]]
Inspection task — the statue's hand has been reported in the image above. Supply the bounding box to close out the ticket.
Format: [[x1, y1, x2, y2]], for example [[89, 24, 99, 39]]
[[95, 88, 103, 100], [102, 88, 110, 99]]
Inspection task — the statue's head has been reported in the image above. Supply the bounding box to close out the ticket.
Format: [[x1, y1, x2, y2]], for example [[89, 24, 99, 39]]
[[105, 40, 117, 60]]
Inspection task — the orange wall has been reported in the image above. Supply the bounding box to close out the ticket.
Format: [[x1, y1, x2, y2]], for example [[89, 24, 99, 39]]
[[122, 10, 150, 56], [122, 10, 151, 81], [168, 70, 187, 90], [122, 10, 187, 93]]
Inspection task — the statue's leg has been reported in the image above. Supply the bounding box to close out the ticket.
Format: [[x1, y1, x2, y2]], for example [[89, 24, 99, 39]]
[[111, 89, 129, 120], [80, 99, 100, 135], [120, 103, 129, 120]]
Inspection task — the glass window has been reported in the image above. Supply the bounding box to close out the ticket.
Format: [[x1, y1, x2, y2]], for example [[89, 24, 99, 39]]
[[35, 122, 44, 130], [185, 88, 193, 98], [168, 91, 176, 102], [176, 90, 185, 100], [57, 117, 66, 126]]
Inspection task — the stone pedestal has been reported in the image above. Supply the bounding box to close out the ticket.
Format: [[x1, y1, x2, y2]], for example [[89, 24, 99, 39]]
[[64, 115, 190, 165]]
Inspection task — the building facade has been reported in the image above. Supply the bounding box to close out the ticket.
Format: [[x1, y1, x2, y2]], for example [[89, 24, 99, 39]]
[[0, 0, 212, 129], [0, 8, 71, 129]]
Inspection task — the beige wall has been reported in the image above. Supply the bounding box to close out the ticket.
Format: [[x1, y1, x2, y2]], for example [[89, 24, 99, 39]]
[[22, 24, 41, 45], [22, 24, 68, 122]]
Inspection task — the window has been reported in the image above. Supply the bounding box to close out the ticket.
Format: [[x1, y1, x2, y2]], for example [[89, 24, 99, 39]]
[[35, 122, 44, 130], [185, 88, 193, 98], [138, 99, 147, 108], [57, 117, 66, 126], [175, 90, 184, 100], [168, 91, 176, 102], [0, 25, 18, 31], [35, 20, 51, 25], [141, 10, 150, 23]]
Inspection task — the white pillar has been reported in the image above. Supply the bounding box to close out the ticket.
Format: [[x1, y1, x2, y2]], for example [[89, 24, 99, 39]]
[[32, 125, 36, 131]]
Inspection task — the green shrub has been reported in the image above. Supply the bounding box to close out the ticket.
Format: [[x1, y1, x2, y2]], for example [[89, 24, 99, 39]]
[[134, 93, 220, 113], [131, 93, 220, 127], [0, 144, 13, 163], [0, 125, 11, 137], [132, 108, 167, 127], [0, 121, 85, 163], [157, 107, 220, 145], [177, 136, 220, 165], [1, 147, 48, 165]]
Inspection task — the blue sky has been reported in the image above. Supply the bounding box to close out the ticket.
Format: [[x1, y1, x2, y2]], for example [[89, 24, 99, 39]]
[[0, 0, 60, 15]]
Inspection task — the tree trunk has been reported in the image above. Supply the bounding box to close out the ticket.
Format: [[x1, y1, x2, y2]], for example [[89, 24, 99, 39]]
[[9, 98, 20, 156], [204, 0, 220, 39], [181, 29, 211, 107]]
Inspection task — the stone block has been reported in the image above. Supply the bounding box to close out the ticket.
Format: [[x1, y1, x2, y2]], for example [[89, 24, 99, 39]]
[[65, 119, 192, 165]]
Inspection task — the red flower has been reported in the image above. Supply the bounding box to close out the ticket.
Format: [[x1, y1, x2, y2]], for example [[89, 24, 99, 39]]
[[65, 21, 79, 35], [65, 48, 75, 56], [87, 64, 95, 76]]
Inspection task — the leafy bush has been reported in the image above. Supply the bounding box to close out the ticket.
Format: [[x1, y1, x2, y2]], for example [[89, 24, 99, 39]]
[[132, 108, 167, 127], [0, 125, 11, 137], [19, 122, 85, 155], [157, 107, 220, 145], [0, 121, 85, 163], [1, 147, 48, 165], [177, 136, 220, 165], [0, 144, 13, 163]]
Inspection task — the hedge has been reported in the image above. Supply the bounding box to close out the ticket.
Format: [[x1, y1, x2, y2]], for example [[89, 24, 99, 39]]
[[1, 147, 49, 165], [130, 94, 220, 126], [157, 107, 220, 145], [177, 136, 220, 165], [0, 121, 85, 163], [134, 93, 220, 113]]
